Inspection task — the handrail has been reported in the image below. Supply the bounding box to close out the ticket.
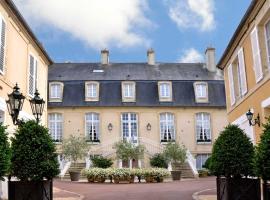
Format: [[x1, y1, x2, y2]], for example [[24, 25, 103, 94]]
[[60, 161, 71, 178], [186, 150, 199, 177]]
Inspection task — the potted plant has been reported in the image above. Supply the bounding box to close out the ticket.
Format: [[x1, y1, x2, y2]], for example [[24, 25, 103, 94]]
[[163, 142, 186, 180], [0, 124, 10, 182], [210, 124, 260, 200], [62, 135, 89, 181], [254, 117, 270, 200], [9, 121, 59, 200]]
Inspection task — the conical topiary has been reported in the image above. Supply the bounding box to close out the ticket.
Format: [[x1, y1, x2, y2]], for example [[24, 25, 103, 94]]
[[0, 123, 10, 181]]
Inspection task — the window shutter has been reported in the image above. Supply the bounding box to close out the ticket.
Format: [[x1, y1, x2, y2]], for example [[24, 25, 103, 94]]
[[0, 18, 6, 73], [228, 64, 236, 105], [29, 55, 34, 96], [238, 48, 247, 95], [250, 27, 263, 82]]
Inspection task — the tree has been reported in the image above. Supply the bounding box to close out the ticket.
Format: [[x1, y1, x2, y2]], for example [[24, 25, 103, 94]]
[[150, 153, 168, 168], [10, 121, 59, 181], [163, 142, 186, 164], [210, 124, 254, 178], [0, 124, 10, 181]]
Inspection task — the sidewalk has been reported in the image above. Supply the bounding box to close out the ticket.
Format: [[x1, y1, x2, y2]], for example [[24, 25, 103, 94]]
[[197, 195, 216, 200], [54, 187, 83, 200]]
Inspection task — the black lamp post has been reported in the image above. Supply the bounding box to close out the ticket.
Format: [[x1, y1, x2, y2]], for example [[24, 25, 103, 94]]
[[29, 90, 45, 123], [6, 83, 25, 125], [246, 109, 260, 127]]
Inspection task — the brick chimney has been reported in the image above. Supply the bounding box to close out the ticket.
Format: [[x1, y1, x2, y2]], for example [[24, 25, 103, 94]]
[[101, 49, 109, 65], [147, 48, 155, 65], [205, 47, 216, 72]]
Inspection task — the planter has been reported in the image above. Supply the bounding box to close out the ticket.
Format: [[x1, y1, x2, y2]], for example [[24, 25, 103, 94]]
[[263, 180, 270, 200], [129, 175, 135, 183], [171, 170, 181, 181], [8, 180, 52, 200], [96, 177, 106, 183], [87, 176, 95, 183], [216, 177, 261, 200], [145, 176, 154, 183], [69, 171, 80, 181], [155, 177, 164, 183], [113, 176, 131, 184]]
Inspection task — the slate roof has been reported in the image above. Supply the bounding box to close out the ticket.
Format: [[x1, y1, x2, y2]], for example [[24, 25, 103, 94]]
[[48, 63, 226, 108]]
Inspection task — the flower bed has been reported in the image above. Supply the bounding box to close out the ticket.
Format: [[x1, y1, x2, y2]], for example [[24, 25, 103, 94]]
[[82, 168, 170, 184]]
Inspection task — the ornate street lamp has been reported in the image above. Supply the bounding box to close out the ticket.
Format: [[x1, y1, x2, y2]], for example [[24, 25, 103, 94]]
[[246, 109, 260, 127], [6, 83, 25, 125], [29, 90, 45, 123]]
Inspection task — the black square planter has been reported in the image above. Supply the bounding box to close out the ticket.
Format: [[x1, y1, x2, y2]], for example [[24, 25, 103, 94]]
[[8, 180, 53, 200], [217, 177, 261, 200]]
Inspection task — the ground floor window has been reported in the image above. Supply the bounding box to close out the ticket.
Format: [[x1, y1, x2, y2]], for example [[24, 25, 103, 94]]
[[48, 113, 63, 142], [196, 154, 210, 170]]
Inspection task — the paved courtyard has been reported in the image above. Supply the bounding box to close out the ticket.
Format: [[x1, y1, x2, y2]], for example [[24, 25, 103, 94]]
[[53, 177, 216, 200]]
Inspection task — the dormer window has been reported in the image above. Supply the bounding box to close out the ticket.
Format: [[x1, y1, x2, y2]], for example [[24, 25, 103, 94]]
[[122, 81, 136, 102], [85, 81, 99, 101], [158, 82, 172, 102], [194, 82, 208, 103], [49, 82, 63, 102]]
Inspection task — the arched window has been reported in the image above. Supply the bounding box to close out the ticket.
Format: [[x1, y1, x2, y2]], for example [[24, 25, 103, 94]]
[[196, 113, 211, 143], [160, 113, 175, 142], [48, 113, 63, 142], [85, 113, 100, 142]]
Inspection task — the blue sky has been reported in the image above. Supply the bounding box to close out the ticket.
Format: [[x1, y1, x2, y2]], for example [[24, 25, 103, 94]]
[[14, 0, 251, 63]]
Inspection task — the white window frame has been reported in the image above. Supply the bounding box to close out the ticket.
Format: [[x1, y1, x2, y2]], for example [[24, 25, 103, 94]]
[[85, 113, 100, 142], [48, 113, 63, 142], [196, 154, 210, 170], [158, 82, 172, 102], [85, 81, 99, 101], [121, 82, 136, 102], [159, 113, 175, 142], [196, 113, 211, 144], [228, 64, 236, 106], [264, 19, 270, 70], [49, 82, 64, 102], [0, 14, 7, 75], [194, 82, 208, 103], [121, 113, 138, 144], [28, 53, 38, 97]]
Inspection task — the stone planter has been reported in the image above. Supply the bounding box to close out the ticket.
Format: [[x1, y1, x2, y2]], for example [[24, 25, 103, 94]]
[[145, 176, 154, 183], [155, 177, 164, 183], [87, 176, 95, 183], [171, 171, 181, 181], [69, 171, 80, 181]]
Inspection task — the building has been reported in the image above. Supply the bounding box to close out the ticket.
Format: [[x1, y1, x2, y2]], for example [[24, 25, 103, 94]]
[[217, 0, 270, 143], [48, 48, 227, 175], [0, 1, 51, 198]]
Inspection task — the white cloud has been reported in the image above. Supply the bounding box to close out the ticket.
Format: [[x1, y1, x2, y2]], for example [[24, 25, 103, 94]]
[[14, 0, 152, 49], [165, 0, 215, 31], [178, 48, 204, 63]]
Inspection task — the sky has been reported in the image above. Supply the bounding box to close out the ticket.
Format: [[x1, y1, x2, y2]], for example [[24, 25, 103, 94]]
[[13, 0, 251, 64]]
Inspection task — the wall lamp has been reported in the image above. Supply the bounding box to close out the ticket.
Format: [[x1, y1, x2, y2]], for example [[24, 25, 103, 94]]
[[146, 123, 151, 131], [246, 109, 260, 127], [108, 123, 113, 131]]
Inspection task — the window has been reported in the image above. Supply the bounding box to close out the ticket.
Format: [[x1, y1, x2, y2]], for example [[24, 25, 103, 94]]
[[85, 82, 99, 101], [160, 113, 175, 142], [194, 82, 208, 102], [0, 110, 4, 124], [228, 64, 236, 105], [158, 82, 172, 101], [121, 113, 138, 143], [265, 20, 270, 68], [251, 27, 263, 82], [85, 113, 100, 142], [122, 82, 136, 102], [48, 113, 63, 142], [49, 82, 63, 101], [0, 15, 6, 74], [196, 154, 210, 170], [196, 113, 211, 143], [28, 54, 38, 96]]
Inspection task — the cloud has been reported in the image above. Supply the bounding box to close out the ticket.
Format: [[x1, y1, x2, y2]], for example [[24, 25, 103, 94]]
[[14, 0, 152, 49], [165, 0, 215, 31], [178, 48, 204, 63]]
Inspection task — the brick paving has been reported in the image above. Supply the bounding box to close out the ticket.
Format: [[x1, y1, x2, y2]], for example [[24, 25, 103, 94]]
[[53, 177, 216, 200]]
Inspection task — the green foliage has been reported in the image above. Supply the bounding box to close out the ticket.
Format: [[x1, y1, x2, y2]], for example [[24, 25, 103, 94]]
[[203, 156, 212, 170], [114, 140, 145, 162], [10, 121, 59, 181], [91, 155, 113, 168], [210, 124, 254, 178], [255, 117, 270, 180], [0, 124, 10, 181], [163, 142, 186, 164], [62, 135, 90, 165], [150, 153, 168, 168]]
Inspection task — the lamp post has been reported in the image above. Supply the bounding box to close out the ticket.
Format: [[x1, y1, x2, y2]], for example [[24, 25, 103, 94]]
[[6, 83, 45, 125]]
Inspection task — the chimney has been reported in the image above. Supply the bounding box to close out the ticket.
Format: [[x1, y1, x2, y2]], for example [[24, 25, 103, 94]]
[[147, 48, 155, 65], [101, 49, 109, 65], [205, 47, 216, 72]]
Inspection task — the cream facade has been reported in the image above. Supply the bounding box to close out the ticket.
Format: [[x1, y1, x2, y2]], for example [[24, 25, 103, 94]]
[[218, 0, 270, 143]]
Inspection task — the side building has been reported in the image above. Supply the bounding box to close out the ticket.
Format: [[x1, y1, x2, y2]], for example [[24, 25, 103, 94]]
[[48, 49, 227, 174], [218, 0, 270, 143]]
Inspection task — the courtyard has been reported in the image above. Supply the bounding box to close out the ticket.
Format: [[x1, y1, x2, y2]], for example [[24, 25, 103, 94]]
[[53, 177, 216, 200]]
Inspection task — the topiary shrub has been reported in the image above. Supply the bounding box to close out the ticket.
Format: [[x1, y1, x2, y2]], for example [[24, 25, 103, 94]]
[[210, 124, 254, 178], [150, 153, 168, 168], [254, 117, 270, 180], [10, 121, 59, 181], [0, 123, 10, 181], [91, 155, 113, 168]]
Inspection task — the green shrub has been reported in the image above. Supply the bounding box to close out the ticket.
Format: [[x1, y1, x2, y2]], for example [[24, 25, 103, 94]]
[[163, 142, 186, 164], [210, 124, 254, 178], [203, 156, 212, 170], [150, 153, 168, 168], [0, 124, 10, 181], [91, 155, 113, 168], [10, 121, 59, 181], [255, 117, 270, 180]]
